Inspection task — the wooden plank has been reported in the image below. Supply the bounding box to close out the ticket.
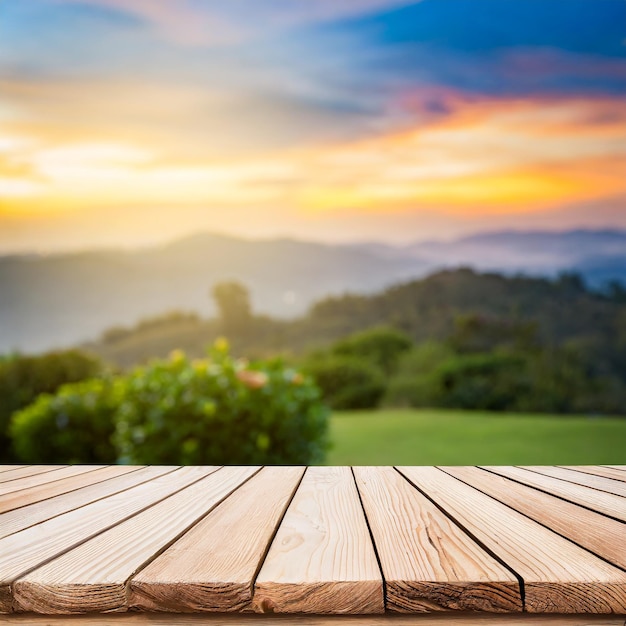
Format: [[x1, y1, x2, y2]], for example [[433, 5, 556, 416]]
[[603, 465, 626, 472], [353, 466, 521, 613], [132, 466, 305, 613], [522, 467, 626, 498], [441, 466, 626, 570], [14, 466, 256, 614], [564, 466, 626, 483], [485, 466, 626, 523], [0, 466, 105, 498], [254, 466, 383, 614], [397, 466, 626, 614], [0, 467, 26, 475], [0, 465, 139, 516], [0, 466, 158, 538], [0, 466, 213, 613], [0, 466, 67, 484], [1, 612, 626, 625]]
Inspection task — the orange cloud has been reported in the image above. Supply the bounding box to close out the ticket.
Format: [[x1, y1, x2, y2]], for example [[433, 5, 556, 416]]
[[1, 93, 625, 225]]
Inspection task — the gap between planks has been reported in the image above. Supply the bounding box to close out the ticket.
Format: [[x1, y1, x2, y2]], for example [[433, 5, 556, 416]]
[[0, 612, 625, 625]]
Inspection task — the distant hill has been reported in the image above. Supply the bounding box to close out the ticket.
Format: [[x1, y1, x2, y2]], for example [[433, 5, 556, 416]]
[[88, 266, 626, 369], [2, 229, 625, 354], [0, 233, 426, 353], [403, 229, 626, 277]]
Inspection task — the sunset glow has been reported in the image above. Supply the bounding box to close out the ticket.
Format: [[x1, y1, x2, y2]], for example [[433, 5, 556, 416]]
[[1, 0, 625, 251]]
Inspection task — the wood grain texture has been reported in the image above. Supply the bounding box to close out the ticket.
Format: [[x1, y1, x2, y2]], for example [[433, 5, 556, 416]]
[[0, 467, 173, 539], [521, 467, 626, 498], [255, 467, 383, 615], [353, 466, 521, 613], [1, 612, 625, 625], [484, 466, 626, 523], [0, 466, 67, 486], [132, 466, 305, 613], [442, 467, 626, 571], [397, 467, 626, 614], [564, 466, 626, 483], [0, 466, 206, 613], [603, 466, 626, 472], [14, 466, 254, 614], [0, 466, 105, 498]]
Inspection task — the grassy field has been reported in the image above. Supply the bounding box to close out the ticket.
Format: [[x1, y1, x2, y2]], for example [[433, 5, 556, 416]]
[[325, 408, 626, 465]]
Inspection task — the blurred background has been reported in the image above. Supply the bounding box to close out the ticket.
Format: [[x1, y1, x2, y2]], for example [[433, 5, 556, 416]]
[[1, 0, 625, 466]]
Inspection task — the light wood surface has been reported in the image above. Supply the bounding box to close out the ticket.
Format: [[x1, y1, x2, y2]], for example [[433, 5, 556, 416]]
[[1, 465, 625, 619], [1, 612, 625, 625], [0, 466, 207, 612], [0, 466, 66, 483], [440, 466, 626, 570], [563, 466, 626, 483], [484, 466, 626, 522], [0, 466, 145, 532], [521, 466, 626, 498], [0, 467, 91, 496], [0, 466, 106, 498], [0, 466, 26, 475], [255, 467, 384, 614], [397, 466, 626, 614], [353, 466, 520, 613], [132, 466, 305, 613], [14, 466, 256, 614]]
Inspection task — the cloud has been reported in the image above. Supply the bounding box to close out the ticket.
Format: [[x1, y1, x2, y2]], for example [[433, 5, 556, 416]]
[[49, 0, 417, 46], [3, 92, 624, 224]]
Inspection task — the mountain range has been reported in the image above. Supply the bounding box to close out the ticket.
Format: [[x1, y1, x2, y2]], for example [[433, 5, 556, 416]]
[[2, 229, 625, 353]]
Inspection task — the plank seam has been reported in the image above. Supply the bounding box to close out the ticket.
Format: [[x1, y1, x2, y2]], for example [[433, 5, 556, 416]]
[[557, 467, 626, 484], [0, 466, 69, 486], [7, 466, 193, 610], [0, 467, 170, 540], [122, 465, 264, 609], [463, 467, 626, 575], [393, 466, 527, 612], [350, 466, 387, 612], [0, 466, 145, 516], [248, 466, 309, 605], [481, 467, 626, 524], [0, 467, 26, 475], [521, 467, 626, 497]]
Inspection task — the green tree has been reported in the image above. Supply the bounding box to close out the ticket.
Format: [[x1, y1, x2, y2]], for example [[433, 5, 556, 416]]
[[211, 281, 252, 336]]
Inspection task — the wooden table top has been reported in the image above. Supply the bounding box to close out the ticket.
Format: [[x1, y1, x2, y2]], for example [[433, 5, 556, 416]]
[[0, 465, 625, 620]]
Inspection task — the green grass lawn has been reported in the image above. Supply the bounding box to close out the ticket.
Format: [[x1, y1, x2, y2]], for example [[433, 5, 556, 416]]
[[324, 408, 626, 465]]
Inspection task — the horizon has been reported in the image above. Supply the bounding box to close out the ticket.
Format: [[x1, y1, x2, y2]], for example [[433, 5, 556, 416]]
[[3, 225, 626, 259], [1, 0, 625, 254]]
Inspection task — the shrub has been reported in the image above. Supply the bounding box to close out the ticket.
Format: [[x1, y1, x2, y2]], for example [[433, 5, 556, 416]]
[[435, 352, 532, 411], [114, 344, 329, 465], [11, 377, 121, 463], [384, 342, 453, 407], [332, 326, 412, 375], [0, 350, 104, 461], [304, 354, 385, 410]]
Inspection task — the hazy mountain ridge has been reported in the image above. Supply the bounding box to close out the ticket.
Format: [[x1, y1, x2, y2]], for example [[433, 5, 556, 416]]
[[1, 229, 625, 353]]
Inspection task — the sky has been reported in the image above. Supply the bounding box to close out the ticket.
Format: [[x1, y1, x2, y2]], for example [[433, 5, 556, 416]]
[[0, 0, 625, 252]]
